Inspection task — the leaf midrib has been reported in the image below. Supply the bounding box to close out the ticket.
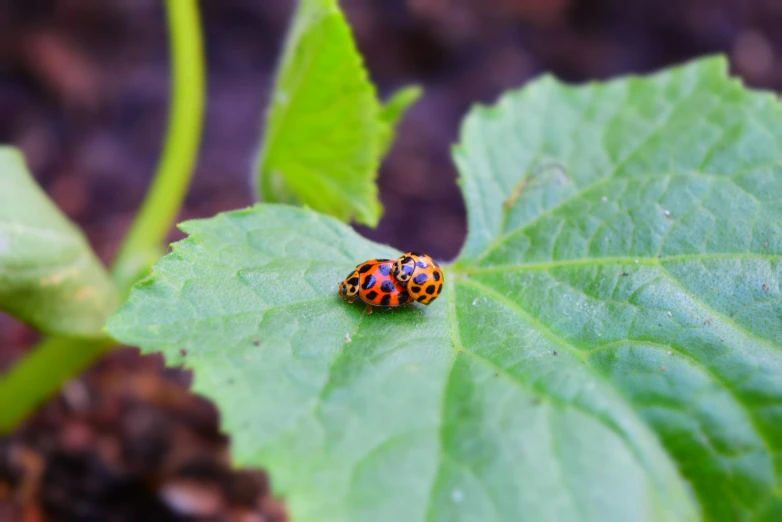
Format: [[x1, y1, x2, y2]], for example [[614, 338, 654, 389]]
[[449, 259, 778, 497], [430, 276, 689, 521], [444, 271, 777, 519], [427, 276, 616, 521]]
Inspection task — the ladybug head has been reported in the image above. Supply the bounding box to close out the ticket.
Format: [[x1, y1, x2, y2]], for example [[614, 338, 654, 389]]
[[339, 271, 360, 299]]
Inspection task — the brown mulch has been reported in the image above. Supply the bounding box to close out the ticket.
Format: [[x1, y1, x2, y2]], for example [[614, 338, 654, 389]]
[[1, 0, 782, 520]]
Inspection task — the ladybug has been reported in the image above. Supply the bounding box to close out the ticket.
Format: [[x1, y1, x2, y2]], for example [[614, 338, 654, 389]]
[[392, 252, 443, 305], [338, 259, 410, 314]]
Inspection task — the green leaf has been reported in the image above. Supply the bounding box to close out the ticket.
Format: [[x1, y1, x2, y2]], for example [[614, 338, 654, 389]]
[[108, 57, 782, 521], [256, 0, 419, 227], [0, 147, 117, 336]]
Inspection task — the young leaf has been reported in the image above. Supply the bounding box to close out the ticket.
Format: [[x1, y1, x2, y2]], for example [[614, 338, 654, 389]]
[[255, 0, 419, 227], [108, 57, 782, 521], [0, 147, 117, 336]]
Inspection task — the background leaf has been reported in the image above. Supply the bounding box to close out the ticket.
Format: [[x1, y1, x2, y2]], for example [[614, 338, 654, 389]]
[[255, 0, 419, 227], [108, 57, 782, 521], [0, 147, 117, 336]]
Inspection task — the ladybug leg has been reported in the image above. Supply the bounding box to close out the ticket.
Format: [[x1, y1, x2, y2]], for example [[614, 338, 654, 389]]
[[365, 305, 373, 315]]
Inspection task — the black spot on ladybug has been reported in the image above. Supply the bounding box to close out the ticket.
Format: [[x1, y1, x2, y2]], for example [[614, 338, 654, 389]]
[[378, 263, 391, 276], [410, 251, 424, 256], [398, 292, 409, 304], [416, 261, 429, 268], [380, 294, 392, 306], [425, 284, 436, 295], [380, 280, 395, 292], [365, 291, 378, 301], [438, 283, 443, 294], [358, 263, 373, 274], [433, 271, 441, 282], [411, 286, 421, 293], [417, 295, 427, 303], [414, 273, 429, 285], [348, 276, 359, 286], [362, 275, 377, 290]]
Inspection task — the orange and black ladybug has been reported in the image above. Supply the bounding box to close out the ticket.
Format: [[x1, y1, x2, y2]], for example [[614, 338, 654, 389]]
[[392, 252, 443, 305], [339, 259, 410, 314]]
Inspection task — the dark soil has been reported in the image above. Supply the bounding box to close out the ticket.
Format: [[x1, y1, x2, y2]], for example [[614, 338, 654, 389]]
[[1, 349, 286, 521], [1, 0, 781, 520]]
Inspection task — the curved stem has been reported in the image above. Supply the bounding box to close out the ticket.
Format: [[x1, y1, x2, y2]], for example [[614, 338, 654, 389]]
[[0, 0, 206, 433], [112, 0, 206, 293]]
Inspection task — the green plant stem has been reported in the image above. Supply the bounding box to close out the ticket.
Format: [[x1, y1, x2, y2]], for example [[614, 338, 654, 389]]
[[0, 0, 206, 433], [0, 337, 113, 432], [112, 0, 206, 293]]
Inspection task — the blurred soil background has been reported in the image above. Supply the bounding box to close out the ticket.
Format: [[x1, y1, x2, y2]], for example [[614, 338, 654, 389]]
[[1, 0, 781, 520]]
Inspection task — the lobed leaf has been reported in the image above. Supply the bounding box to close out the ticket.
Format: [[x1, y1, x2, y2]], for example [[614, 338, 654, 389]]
[[255, 0, 419, 227], [0, 147, 117, 336], [109, 57, 782, 521]]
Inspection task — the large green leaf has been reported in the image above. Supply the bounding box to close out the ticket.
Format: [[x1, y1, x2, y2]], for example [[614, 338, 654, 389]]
[[0, 147, 117, 336], [108, 57, 782, 521], [255, 0, 419, 227]]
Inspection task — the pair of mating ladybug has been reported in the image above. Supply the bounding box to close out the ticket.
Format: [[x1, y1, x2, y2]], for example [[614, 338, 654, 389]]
[[339, 252, 444, 313]]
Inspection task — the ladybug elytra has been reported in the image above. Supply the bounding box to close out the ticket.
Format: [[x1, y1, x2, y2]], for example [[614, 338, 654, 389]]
[[392, 252, 443, 305], [339, 259, 410, 314]]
